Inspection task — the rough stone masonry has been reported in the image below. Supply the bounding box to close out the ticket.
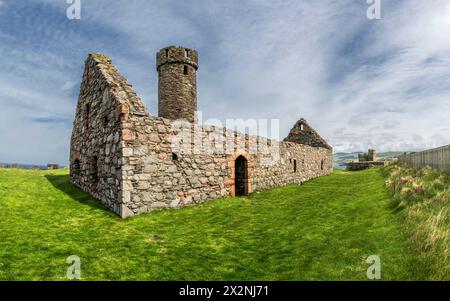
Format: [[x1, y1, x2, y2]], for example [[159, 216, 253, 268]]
[[70, 46, 333, 218]]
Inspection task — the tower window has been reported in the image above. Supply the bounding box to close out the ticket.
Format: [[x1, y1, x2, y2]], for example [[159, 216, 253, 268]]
[[321, 160, 324, 170], [294, 160, 297, 173], [184, 49, 189, 58], [184, 65, 188, 75], [300, 124, 304, 131], [165, 49, 169, 57]]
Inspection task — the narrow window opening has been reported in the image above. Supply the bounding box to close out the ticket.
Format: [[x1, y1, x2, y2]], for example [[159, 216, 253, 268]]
[[165, 49, 169, 57], [184, 49, 189, 58], [321, 160, 324, 170], [172, 152, 179, 161], [73, 159, 80, 175], [184, 65, 188, 75], [102, 115, 108, 127], [92, 156, 99, 183], [300, 124, 304, 131], [294, 160, 297, 173]]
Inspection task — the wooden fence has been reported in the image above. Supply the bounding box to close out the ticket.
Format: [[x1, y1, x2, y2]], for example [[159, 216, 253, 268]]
[[397, 144, 450, 171]]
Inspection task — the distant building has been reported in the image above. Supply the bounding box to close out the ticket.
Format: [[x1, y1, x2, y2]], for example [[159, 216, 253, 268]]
[[347, 149, 386, 171], [47, 164, 59, 170], [358, 149, 377, 162]]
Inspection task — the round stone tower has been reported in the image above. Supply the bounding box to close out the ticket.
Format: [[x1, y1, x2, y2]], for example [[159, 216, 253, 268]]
[[157, 46, 199, 123]]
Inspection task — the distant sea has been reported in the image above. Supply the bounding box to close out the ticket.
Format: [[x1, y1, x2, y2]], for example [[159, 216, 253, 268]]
[[0, 163, 52, 170], [333, 163, 347, 170]]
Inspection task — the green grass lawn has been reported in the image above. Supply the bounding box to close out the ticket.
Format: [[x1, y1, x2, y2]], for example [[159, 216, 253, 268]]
[[0, 168, 422, 280]]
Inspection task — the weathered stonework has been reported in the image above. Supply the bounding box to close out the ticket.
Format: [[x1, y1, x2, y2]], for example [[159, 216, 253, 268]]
[[70, 48, 333, 218]]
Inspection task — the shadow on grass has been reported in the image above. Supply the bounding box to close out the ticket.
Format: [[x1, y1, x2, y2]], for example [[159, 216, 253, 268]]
[[45, 174, 108, 211]]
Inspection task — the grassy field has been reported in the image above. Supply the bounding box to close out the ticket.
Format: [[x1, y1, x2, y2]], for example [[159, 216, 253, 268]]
[[0, 167, 422, 280]]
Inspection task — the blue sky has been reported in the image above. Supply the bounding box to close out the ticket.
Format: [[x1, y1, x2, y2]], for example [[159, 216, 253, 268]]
[[1, 0, 450, 165]]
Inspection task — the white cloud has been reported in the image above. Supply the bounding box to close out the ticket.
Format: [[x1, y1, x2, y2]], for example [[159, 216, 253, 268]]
[[322, 0, 450, 152]]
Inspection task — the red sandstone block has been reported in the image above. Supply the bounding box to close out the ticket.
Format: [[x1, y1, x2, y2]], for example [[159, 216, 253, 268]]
[[122, 129, 135, 141]]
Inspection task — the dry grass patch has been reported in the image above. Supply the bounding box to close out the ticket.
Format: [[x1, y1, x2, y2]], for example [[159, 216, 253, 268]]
[[383, 163, 450, 279]]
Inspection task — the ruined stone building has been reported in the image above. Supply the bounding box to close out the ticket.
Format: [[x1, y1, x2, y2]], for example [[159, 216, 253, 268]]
[[347, 149, 386, 171], [70, 46, 333, 218], [358, 149, 377, 162]]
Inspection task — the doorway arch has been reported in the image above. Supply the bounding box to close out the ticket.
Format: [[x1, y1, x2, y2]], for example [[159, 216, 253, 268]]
[[229, 151, 253, 196], [234, 155, 248, 196]]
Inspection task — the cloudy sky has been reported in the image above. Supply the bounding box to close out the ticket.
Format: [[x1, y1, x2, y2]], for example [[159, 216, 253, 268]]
[[1, 0, 450, 165]]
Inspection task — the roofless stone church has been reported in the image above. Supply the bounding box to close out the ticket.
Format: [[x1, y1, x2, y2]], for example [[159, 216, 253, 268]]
[[70, 46, 333, 218]]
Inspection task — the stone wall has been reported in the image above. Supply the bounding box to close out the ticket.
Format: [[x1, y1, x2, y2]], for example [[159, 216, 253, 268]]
[[119, 114, 333, 217], [70, 53, 149, 216], [346, 161, 387, 171], [398, 145, 450, 171]]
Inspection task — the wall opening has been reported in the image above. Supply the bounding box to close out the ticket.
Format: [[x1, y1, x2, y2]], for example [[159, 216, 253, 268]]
[[172, 152, 178, 161], [184, 49, 189, 58], [321, 160, 324, 170], [234, 155, 248, 196], [73, 159, 80, 175], [92, 156, 99, 183], [165, 49, 169, 57], [294, 160, 297, 173], [184, 65, 188, 75], [300, 124, 304, 131], [102, 115, 108, 127]]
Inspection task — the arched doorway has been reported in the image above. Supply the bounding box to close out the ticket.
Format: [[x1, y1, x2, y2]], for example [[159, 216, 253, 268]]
[[235, 155, 248, 196]]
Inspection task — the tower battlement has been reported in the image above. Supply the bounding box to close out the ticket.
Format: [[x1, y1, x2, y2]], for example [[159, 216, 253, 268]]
[[156, 46, 198, 71]]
